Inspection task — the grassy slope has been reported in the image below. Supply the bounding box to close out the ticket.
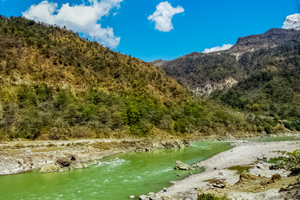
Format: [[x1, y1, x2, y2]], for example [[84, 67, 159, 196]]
[[0, 16, 275, 140]]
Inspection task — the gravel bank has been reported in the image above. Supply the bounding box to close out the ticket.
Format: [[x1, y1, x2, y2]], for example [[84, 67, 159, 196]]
[[156, 139, 300, 199], [0, 138, 188, 175]]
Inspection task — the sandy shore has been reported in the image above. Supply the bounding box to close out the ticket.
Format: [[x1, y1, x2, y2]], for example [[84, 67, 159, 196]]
[[156, 139, 300, 199]]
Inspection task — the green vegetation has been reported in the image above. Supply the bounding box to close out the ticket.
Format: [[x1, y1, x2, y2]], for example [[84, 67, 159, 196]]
[[0, 16, 285, 140], [198, 193, 231, 200], [216, 47, 300, 129], [269, 150, 300, 171], [162, 52, 244, 90], [227, 165, 253, 174], [161, 30, 300, 132], [0, 83, 262, 139]]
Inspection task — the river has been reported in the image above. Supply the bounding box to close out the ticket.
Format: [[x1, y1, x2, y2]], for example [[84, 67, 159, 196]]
[[0, 141, 233, 199], [0, 136, 295, 200]]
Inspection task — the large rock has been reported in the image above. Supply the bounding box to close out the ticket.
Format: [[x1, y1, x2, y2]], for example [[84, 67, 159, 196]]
[[212, 179, 227, 188], [56, 157, 72, 167], [40, 163, 60, 173], [67, 154, 77, 161], [70, 162, 88, 170], [58, 167, 69, 172], [39, 155, 88, 173], [289, 168, 300, 177], [174, 161, 194, 170], [271, 173, 281, 182], [237, 172, 259, 184]]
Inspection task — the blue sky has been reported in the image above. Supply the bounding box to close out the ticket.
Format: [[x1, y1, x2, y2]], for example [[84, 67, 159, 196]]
[[0, 0, 298, 61]]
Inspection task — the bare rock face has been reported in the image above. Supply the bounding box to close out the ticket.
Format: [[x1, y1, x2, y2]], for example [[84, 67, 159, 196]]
[[192, 77, 238, 97], [150, 59, 169, 67]]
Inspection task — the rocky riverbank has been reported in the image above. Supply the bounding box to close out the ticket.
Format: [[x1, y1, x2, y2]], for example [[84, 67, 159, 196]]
[[0, 138, 189, 175], [148, 138, 300, 200]]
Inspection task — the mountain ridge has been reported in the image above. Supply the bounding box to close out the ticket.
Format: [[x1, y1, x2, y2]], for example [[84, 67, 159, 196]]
[[158, 28, 300, 123], [0, 16, 271, 140], [159, 28, 300, 95]]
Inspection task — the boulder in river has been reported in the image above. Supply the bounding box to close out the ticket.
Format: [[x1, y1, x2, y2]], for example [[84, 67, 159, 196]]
[[39, 163, 60, 173], [58, 167, 69, 172], [39, 155, 88, 173], [174, 161, 194, 170], [70, 162, 88, 169]]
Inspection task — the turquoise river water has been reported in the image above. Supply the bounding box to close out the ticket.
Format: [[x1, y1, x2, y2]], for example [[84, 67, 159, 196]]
[[0, 136, 296, 200], [0, 141, 233, 200]]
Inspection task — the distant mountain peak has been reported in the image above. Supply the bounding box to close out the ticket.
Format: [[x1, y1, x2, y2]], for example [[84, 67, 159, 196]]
[[283, 13, 300, 30], [229, 28, 300, 55]]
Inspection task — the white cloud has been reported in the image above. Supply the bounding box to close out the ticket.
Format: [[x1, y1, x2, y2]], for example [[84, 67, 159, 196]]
[[282, 13, 300, 30], [203, 44, 233, 53], [22, 0, 122, 48], [148, 1, 184, 32]]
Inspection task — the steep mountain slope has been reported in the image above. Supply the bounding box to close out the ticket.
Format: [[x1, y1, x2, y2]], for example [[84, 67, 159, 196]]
[[160, 28, 300, 124], [0, 16, 269, 140], [160, 28, 300, 96], [159, 52, 243, 96], [215, 42, 300, 122], [229, 28, 300, 54], [0, 16, 191, 139], [0, 16, 189, 104]]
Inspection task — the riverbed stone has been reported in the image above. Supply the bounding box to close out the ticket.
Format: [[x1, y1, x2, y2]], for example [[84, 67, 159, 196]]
[[70, 162, 83, 169], [56, 157, 72, 167], [148, 192, 155, 199], [174, 161, 194, 170], [58, 167, 69, 172], [212, 179, 226, 188], [271, 173, 281, 182], [82, 163, 88, 168], [139, 195, 149, 200], [39, 163, 60, 173]]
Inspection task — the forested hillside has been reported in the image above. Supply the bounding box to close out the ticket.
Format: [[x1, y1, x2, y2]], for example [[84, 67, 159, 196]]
[[214, 42, 300, 126], [0, 16, 272, 140], [160, 52, 244, 95], [159, 28, 300, 130]]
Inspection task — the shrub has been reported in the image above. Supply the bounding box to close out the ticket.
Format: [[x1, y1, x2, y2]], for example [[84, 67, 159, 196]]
[[198, 193, 231, 200], [269, 150, 300, 171]]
